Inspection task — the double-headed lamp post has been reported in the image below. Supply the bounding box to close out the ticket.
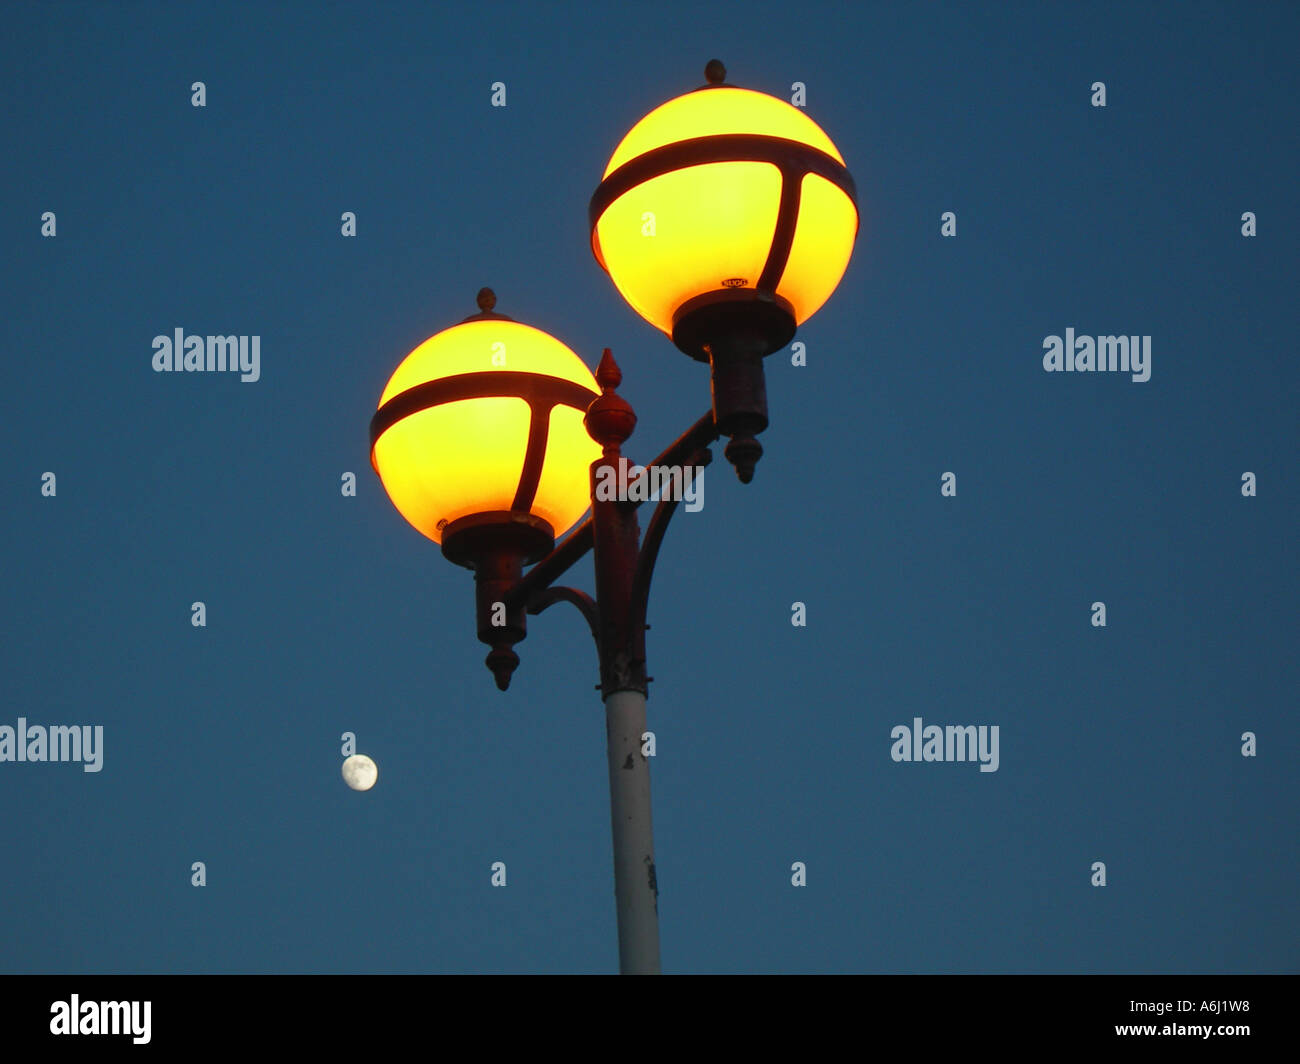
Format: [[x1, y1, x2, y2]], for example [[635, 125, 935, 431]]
[[369, 61, 857, 974]]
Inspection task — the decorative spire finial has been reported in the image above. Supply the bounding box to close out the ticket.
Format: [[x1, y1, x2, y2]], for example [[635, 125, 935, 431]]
[[596, 347, 622, 390], [584, 348, 636, 452]]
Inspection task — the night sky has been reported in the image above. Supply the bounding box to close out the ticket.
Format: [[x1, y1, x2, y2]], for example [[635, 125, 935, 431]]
[[1, 0, 1296, 974]]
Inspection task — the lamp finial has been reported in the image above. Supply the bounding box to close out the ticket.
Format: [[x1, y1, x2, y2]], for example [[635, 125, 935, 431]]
[[585, 349, 636, 452]]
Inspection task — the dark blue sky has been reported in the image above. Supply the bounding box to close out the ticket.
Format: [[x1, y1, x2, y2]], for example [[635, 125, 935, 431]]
[[1, 0, 1295, 973]]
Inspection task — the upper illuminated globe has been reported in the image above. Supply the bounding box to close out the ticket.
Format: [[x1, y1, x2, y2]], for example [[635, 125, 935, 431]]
[[370, 293, 602, 547], [589, 61, 858, 345]]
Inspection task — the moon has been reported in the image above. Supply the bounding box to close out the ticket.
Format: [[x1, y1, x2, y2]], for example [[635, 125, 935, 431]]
[[341, 754, 378, 791]]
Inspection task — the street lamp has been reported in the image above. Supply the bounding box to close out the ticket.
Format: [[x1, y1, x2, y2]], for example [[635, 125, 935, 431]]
[[369, 289, 602, 690], [590, 58, 858, 481], [369, 61, 858, 974]]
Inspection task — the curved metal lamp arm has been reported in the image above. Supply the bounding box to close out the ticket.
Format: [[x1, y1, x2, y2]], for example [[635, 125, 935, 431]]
[[526, 585, 600, 648], [629, 446, 714, 669]]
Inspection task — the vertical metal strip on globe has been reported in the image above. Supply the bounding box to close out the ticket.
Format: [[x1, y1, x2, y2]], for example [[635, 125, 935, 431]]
[[756, 165, 805, 293], [510, 402, 553, 513]]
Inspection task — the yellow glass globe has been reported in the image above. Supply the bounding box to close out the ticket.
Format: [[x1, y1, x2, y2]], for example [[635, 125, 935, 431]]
[[371, 317, 602, 545], [590, 82, 858, 337]]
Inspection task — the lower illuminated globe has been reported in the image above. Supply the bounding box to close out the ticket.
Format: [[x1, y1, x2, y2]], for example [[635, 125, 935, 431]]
[[371, 316, 602, 545]]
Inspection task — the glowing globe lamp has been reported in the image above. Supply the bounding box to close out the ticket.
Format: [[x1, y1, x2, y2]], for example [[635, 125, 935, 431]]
[[590, 60, 858, 343], [370, 290, 602, 688], [370, 288, 601, 553], [589, 60, 859, 482]]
